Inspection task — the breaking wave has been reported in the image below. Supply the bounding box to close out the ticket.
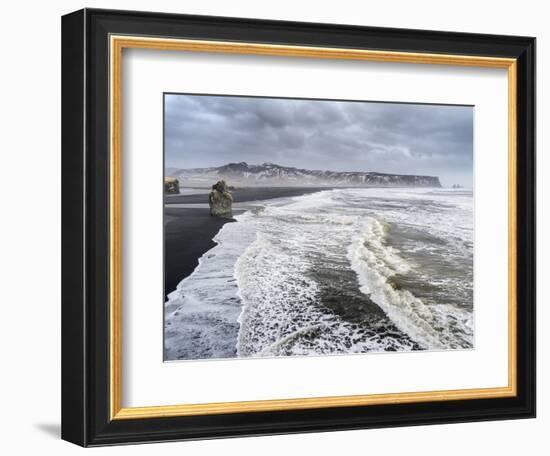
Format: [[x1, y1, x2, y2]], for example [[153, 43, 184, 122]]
[[165, 187, 474, 360]]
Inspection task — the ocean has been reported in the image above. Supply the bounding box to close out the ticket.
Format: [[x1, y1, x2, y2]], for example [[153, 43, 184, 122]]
[[164, 188, 474, 361]]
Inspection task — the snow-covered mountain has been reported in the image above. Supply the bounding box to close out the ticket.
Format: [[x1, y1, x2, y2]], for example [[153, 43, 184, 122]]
[[166, 162, 441, 188]]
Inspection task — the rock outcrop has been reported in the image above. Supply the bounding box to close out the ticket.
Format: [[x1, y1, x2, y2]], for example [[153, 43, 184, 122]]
[[164, 176, 180, 194], [209, 180, 233, 218]]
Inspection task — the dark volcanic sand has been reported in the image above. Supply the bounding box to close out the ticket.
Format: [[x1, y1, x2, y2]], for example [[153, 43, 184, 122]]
[[164, 187, 328, 300], [164, 208, 235, 299], [165, 186, 330, 204]]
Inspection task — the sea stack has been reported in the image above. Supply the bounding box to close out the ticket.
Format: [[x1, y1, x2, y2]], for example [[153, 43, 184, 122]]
[[164, 176, 180, 194], [209, 180, 233, 218]]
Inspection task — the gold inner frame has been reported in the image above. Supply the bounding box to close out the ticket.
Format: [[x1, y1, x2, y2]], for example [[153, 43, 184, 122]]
[[109, 35, 518, 420]]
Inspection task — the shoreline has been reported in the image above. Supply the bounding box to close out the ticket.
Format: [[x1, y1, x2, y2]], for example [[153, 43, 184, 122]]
[[165, 186, 331, 205], [164, 186, 473, 359], [164, 186, 326, 300]]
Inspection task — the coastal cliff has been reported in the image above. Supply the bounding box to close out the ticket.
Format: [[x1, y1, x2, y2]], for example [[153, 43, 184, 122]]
[[167, 162, 441, 188]]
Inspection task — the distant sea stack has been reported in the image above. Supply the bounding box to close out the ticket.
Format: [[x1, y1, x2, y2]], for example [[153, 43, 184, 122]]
[[167, 162, 441, 188], [164, 176, 180, 194], [209, 180, 233, 218]]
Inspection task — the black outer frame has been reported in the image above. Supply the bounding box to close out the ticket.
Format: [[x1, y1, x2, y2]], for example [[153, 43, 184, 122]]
[[61, 8, 536, 447]]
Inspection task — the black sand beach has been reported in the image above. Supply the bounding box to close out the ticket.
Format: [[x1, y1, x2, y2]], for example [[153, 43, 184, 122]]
[[165, 186, 329, 204], [164, 187, 328, 299], [164, 208, 233, 299]]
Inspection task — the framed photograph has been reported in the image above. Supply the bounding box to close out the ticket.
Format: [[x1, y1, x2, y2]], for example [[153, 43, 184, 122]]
[[61, 8, 536, 447]]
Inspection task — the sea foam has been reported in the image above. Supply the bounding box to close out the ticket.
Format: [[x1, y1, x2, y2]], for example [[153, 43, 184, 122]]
[[165, 187, 474, 360]]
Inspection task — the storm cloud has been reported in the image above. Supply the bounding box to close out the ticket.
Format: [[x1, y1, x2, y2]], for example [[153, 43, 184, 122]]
[[165, 94, 473, 187]]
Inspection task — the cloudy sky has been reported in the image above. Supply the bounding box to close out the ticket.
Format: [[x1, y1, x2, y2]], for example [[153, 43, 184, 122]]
[[165, 94, 473, 187]]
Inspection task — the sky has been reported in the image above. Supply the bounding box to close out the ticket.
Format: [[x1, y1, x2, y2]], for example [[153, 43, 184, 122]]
[[165, 94, 473, 187]]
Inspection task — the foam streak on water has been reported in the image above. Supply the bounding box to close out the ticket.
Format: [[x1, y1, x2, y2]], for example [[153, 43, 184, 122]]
[[164, 188, 473, 360]]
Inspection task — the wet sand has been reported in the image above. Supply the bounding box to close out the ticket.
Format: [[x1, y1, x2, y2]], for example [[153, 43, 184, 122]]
[[165, 186, 330, 204]]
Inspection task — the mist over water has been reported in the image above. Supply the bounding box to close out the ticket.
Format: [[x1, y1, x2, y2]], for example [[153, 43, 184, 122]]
[[164, 188, 473, 361]]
